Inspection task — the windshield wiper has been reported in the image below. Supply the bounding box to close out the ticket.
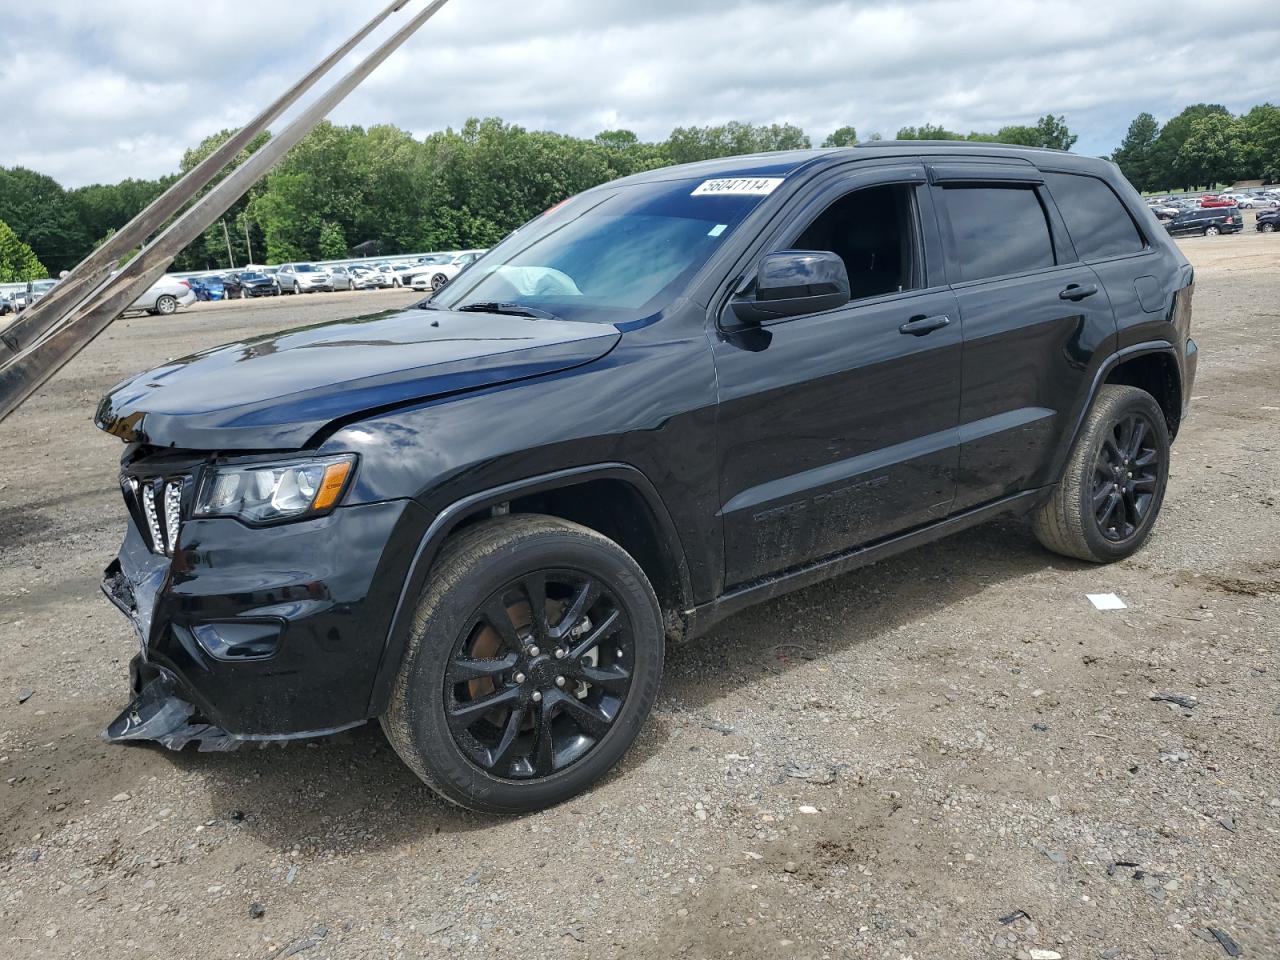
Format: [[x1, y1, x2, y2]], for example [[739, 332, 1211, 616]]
[[456, 301, 560, 321]]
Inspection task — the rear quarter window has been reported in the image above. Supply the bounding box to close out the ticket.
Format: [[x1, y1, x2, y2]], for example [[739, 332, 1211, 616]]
[[1044, 172, 1146, 259]]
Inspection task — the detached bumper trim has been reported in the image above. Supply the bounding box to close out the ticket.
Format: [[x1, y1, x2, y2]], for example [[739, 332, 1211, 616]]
[[103, 667, 240, 753]]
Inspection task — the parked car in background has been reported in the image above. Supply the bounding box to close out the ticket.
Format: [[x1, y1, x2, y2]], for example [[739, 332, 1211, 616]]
[[25, 279, 59, 308], [1146, 200, 1180, 220], [1255, 208, 1280, 233], [1236, 194, 1278, 209], [234, 271, 281, 297], [277, 263, 332, 294], [0, 293, 12, 316], [127, 275, 197, 315], [409, 250, 486, 292], [328, 265, 358, 291], [376, 263, 414, 287], [1199, 195, 1235, 208], [1164, 206, 1243, 236], [218, 275, 247, 299], [190, 276, 228, 301], [350, 266, 388, 289]]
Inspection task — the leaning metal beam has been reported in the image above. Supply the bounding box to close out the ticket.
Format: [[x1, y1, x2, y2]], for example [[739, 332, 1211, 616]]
[[2, 0, 412, 359], [0, 0, 450, 424]]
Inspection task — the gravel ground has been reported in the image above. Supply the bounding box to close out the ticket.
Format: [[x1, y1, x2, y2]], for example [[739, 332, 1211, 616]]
[[1, 229, 1278, 960]]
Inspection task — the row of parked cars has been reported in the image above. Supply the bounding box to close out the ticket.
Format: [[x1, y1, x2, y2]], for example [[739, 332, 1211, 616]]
[[186, 251, 486, 302], [1140, 188, 1280, 238], [0, 275, 199, 317]]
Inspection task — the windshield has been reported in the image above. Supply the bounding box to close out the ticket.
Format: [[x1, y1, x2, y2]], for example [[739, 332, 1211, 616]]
[[420, 254, 451, 264], [296, 264, 319, 273], [431, 176, 774, 324]]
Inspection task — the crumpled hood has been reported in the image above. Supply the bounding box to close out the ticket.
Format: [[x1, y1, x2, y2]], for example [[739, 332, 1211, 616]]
[[95, 306, 620, 450]]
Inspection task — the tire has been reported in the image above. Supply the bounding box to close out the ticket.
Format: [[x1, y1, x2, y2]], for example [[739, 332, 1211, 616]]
[[155, 295, 178, 316], [1262, 223, 1276, 233], [382, 515, 664, 814], [1032, 384, 1170, 563], [431, 273, 448, 291], [1204, 225, 1221, 236]]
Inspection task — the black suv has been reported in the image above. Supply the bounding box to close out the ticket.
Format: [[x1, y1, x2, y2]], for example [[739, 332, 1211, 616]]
[[95, 143, 1197, 813], [1256, 208, 1279, 233], [1163, 205, 1243, 236]]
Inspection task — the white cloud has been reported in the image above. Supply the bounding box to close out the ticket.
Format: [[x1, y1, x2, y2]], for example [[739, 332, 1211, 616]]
[[1, 0, 1277, 186]]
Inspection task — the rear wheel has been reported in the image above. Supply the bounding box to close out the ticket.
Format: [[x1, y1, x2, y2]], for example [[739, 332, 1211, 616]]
[[382, 515, 663, 814], [1032, 385, 1170, 563], [155, 295, 178, 315], [1204, 225, 1221, 236]]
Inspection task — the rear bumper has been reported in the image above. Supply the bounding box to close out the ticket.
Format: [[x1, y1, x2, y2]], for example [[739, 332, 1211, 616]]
[[102, 498, 430, 738]]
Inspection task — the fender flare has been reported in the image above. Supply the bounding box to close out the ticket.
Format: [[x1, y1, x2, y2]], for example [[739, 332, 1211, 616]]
[[364, 462, 692, 717], [1052, 340, 1181, 477]]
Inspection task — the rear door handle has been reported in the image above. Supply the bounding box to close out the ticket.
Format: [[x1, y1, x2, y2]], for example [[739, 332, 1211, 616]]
[[1059, 283, 1098, 302], [899, 314, 950, 336]]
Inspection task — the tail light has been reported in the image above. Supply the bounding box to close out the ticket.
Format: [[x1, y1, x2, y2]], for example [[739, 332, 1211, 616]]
[[178, 280, 191, 289]]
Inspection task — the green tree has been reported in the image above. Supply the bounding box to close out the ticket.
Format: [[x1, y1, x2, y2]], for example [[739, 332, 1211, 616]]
[[318, 221, 348, 259], [664, 121, 810, 164], [1031, 114, 1078, 151], [0, 167, 91, 273], [1152, 103, 1231, 189], [895, 123, 963, 140], [1236, 103, 1280, 181], [1112, 113, 1161, 192], [0, 218, 49, 282], [1175, 113, 1242, 189], [822, 125, 859, 147]]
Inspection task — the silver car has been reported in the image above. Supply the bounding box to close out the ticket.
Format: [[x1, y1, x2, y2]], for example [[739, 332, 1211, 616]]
[[327, 265, 357, 291], [128, 275, 199, 315], [276, 263, 332, 294]]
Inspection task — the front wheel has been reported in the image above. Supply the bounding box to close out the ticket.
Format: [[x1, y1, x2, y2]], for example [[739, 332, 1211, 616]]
[[431, 273, 449, 291], [1262, 223, 1276, 233], [382, 515, 664, 814], [1032, 384, 1170, 563]]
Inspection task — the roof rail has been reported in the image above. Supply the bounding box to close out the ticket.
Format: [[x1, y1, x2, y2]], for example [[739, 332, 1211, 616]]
[[854, 140, 1069, 153]]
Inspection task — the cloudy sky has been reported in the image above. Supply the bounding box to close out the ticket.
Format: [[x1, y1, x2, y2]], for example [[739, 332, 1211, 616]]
[[2, 0, 1278, 188]]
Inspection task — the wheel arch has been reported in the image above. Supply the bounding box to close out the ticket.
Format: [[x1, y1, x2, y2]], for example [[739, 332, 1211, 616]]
[[1049, 342, 1183, 483], [365, 463, 693, 718]]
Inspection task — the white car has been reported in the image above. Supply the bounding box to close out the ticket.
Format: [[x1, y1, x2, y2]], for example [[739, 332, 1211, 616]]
[[350, 266, 389, 290], [128, 275, 198, 316], [409, 250, 486, 292], [276, 263, 332, 294], [375, 263, 416, 287], [1236, 194, 1278, 209]]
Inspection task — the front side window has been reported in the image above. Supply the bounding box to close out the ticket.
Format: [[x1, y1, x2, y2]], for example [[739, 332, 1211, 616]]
[[942, 186, 1055, 282], [1043, 172, 1146, 260], [787, 183, 919, 302], [433, 177, 775, 323]]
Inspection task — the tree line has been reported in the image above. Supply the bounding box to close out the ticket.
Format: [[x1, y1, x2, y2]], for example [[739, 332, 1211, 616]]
[[0, 105, 1276, 282]]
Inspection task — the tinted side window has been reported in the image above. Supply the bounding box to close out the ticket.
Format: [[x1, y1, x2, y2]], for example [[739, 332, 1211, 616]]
[[1044, 172, 1145, 259], [942, 186, 1055, 282]]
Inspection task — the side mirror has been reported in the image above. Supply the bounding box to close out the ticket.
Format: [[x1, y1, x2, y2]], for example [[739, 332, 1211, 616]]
[[730, 250, 851, 325]]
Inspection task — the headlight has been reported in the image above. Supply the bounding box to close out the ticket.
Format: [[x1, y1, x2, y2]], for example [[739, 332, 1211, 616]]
[[194, 455, 355, 524]]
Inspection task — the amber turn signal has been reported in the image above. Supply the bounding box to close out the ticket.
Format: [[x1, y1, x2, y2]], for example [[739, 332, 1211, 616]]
[[312, 460, 353, 511]]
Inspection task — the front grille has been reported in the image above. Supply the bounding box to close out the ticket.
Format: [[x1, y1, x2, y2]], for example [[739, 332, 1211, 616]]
[[123, 475, 190, 556]]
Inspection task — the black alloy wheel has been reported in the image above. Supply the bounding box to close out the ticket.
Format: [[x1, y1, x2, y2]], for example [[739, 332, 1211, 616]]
[[1090, 411, 1160, 543], [445, 570, 634, 780]]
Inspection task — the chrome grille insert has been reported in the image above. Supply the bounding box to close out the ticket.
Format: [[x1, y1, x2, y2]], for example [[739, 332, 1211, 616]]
[[127, 475, 189, 557]]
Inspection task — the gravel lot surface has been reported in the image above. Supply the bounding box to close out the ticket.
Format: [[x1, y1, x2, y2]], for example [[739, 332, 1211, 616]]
[[1, 229, 1278, 960]]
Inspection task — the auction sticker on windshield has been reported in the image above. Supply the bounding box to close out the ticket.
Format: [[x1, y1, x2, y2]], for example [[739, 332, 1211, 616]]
[[691, 177, 784, 197]]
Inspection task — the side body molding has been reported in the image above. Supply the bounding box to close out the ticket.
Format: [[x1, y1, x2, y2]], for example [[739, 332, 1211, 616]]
[[365, 463, 692, 717]]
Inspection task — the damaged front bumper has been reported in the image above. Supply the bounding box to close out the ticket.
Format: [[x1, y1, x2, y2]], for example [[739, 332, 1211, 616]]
[[99, 491, 427, 748], [104, 663, 240, 752]]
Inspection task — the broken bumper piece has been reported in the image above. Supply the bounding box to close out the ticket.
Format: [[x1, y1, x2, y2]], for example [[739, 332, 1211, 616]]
[[103, 670, 241, 753]]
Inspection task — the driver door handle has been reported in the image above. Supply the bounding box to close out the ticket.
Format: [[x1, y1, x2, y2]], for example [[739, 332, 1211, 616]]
[[1059, 283, 1098, 302], [899, 314, 951, 336]]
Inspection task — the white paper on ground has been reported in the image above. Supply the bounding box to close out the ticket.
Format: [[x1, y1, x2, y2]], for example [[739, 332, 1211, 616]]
[[1087, 593, 1127, 611]]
